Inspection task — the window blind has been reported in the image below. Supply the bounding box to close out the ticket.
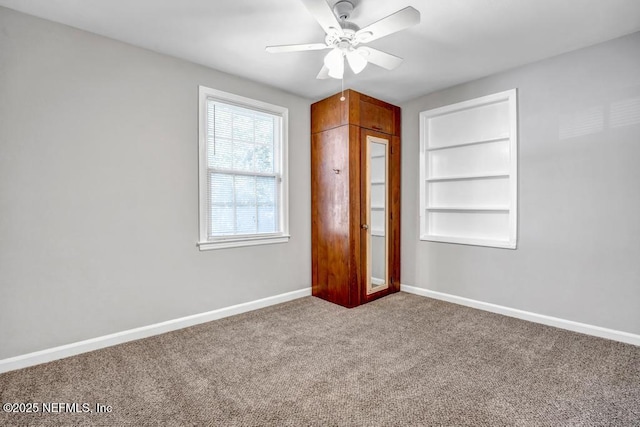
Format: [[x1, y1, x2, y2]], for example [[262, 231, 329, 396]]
[[206, 100, 280, 238]]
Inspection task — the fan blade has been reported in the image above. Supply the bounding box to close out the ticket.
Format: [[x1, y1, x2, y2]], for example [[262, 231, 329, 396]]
[[299, 0, 344, 36], [266, 43, 329, 53], [355, 6, 420, 43], [316, 65, 331, 79], [358, 47, 403, 70]]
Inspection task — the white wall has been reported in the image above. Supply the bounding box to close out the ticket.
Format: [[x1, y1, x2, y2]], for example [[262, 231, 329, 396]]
[[2, 5, 638, 362], [401, 32, 640, 335], [0, 7, 311, 359]]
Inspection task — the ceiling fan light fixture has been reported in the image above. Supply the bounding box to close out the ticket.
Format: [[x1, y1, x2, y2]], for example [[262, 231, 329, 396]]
[[324, 48, 345, 79], [346, 49, 367, 74], [265, 1, 420, 80], [327, 59, 344, 79]]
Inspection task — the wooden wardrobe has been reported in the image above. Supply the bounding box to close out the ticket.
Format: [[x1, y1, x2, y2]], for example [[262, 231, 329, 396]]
[[311, 89, 401, 308]]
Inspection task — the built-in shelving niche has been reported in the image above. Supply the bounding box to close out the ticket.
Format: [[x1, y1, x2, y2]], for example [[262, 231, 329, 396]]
[[419, 89, 518, 249]]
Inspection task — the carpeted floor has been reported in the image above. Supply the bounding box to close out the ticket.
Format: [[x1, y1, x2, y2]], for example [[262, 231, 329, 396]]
[[1, 292, 639, 426]]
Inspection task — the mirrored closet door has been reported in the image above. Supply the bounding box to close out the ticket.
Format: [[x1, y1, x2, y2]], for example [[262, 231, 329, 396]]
[[365, 136, 389, 295]]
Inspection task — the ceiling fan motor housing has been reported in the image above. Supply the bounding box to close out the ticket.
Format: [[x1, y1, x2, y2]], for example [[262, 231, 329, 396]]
[[326, 1, 359, 47], [333, 1, 354, 21], [325, 21, 359, 47]]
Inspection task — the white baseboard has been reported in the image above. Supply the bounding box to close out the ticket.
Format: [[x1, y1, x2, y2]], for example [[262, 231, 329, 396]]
[[0, 287, 312, 374], [401, 284, 640, 347]]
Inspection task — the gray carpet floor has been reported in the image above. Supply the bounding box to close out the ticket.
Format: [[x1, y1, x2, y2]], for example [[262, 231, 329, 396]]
[[1, 292, 639, 426]]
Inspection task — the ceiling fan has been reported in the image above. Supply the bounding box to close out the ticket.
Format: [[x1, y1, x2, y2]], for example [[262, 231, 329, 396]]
[[266, 0, 420, 79]]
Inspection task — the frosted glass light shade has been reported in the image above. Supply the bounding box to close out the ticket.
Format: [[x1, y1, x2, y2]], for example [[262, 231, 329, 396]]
[[324, 48, 344, 79], [346, 50, 367, 74]]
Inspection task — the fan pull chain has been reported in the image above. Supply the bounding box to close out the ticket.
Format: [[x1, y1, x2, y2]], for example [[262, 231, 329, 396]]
[[340, 75, 345, 102]]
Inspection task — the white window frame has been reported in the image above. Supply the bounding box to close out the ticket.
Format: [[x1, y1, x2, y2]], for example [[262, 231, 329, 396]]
[[419, 89, 518, 249], [197, 86, 289, 250]]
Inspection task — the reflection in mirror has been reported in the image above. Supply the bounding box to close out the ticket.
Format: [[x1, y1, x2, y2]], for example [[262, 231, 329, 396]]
[[367, 137, 389, 295]]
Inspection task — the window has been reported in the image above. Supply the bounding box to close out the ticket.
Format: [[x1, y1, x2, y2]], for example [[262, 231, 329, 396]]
[[419, 89, 518, 249], [198, 86, 289, 250]]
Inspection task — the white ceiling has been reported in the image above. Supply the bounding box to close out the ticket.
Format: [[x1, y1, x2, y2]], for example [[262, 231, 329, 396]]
[[2, 0, 640, 104]]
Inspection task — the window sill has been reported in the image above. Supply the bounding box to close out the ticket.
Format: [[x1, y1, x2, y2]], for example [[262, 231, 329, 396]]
[[197, 234, 290, 251]]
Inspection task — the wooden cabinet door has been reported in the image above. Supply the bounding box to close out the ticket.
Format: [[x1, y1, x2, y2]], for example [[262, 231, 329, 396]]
[[358, 99, 394, 134], [311, 126, 354, 307]]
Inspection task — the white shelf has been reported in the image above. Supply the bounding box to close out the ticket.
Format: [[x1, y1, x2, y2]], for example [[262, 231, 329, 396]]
[[427, 136, 509, 151], [419, 89, 518, 249], [421, 234, 516, 249], [371, 228, 385, 237], [426, 172, 509, 182], [371, 181, 386, 185], [371, 277, 386, 286], [426, 206, 509, 212]]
